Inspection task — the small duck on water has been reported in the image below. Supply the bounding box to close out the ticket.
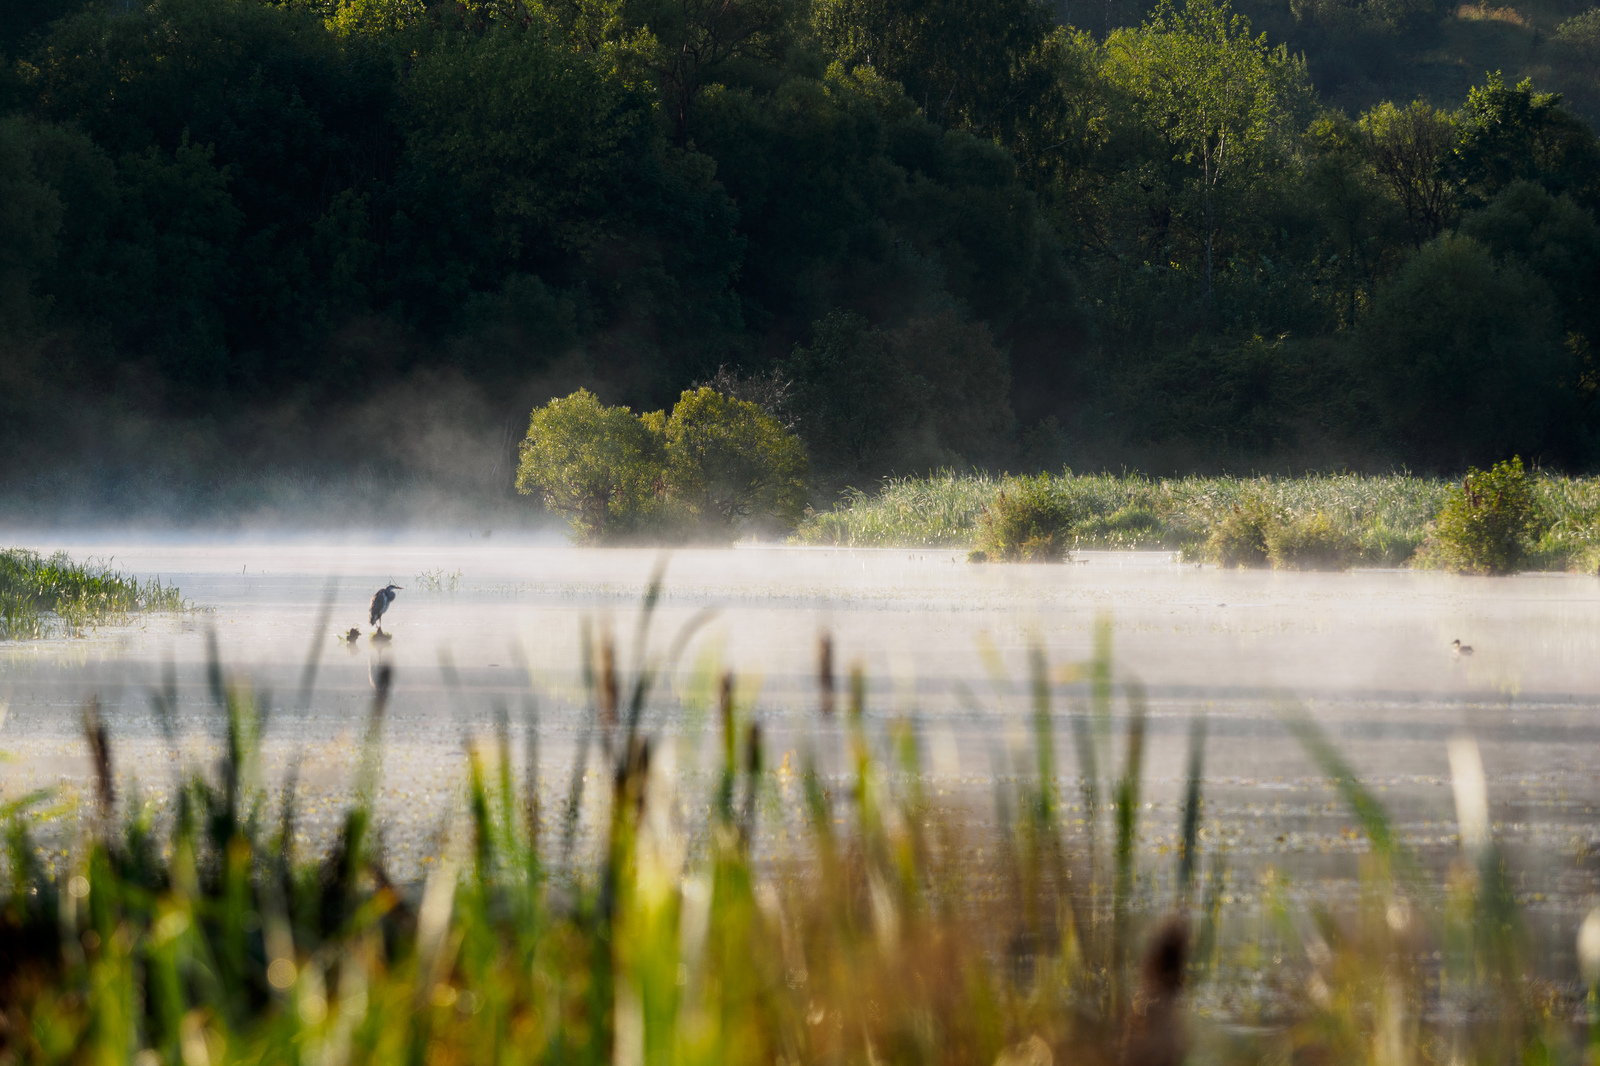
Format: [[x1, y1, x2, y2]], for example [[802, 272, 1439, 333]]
[[339, 627, 361, 645], [1452, 639, 1474, 657]]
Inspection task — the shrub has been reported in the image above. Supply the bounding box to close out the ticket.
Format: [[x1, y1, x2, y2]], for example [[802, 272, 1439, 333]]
[[663, 387, 809, 537], [1427, 456, 1538, 573], [516, 389, 668, 543], [518, 388, 812, 544], [974, 476, 1074, 562], [1265, 512, 1359, 570], [1205, 498, 1276, 567]]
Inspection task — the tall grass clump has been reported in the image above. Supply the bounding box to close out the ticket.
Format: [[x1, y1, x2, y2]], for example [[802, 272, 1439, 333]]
[[1203, 497, 1275, 567], [798, 471, 998, 547], [1204, 500, 1360, 570], [971, 475, 1074, 561], [0, 548, 184, 639], [2, 593, 1593, 1065], [1264, 512, 1359, 570], [1422, 457, 1539, 574]]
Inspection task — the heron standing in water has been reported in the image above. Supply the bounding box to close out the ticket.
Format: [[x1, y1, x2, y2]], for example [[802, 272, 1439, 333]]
[[369, 583, 403, 633]]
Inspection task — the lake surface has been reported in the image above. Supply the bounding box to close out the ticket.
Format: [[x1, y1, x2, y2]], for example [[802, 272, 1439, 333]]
[[4, 535, 1600, 971]]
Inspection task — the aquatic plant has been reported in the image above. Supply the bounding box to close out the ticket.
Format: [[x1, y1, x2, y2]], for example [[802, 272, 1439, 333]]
[[0, 548, 184, 640], [414, 567, 463, 592]]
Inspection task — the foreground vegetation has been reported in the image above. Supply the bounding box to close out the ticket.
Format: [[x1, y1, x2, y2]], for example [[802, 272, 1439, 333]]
[[0, 548, 183, 640], [796, 467, 1600, 570], [0, 610, 1589, 1064]]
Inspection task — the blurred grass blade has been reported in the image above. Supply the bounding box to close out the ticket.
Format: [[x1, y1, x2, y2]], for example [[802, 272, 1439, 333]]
[[1283, 705, 1420, 886], [1178, 714, 1207, 899], [1447, 734, 1489, 860]]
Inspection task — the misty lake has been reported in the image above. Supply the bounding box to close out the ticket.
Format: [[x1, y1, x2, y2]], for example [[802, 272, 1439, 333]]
[[4, 535, 1600, 961]]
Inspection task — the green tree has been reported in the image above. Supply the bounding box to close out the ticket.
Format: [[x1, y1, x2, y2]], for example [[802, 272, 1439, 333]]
[[516, 389, 667, 542], [1459, 180, 1600, 349], [662, 386, 808, 534], [554, 0, 799, 144], [400, 21, 744, 388], [689, 63, 1061, 350], [1455, 73, 1600, 212], [812, 0, 1057, 141], [1305, 112, 1397, 326], [1359, 100, 1457, 248], [0, 118, 65, 331], [1362, 233, 1570, 467], [1105, 0, 1309, 307], [783, 310, 930, 481], [324, 0, 431, 36], [401, 24, 659, 267], [25, 0, 397, 389]]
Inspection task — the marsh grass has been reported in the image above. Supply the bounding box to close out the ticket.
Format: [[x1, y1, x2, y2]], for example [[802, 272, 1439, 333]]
[[0, 548, 184, 640], [973, 476, 1074, 561], [415, 568, 463, 593], [0, 600, 1589, 1065], [796, 470, 1600, 570], [802, 472, 999, 548]]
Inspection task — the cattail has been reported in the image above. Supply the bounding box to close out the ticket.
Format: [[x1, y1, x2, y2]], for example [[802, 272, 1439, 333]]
[[1126, 916, 1189, 1066], [81, 698, 114, 818], [598, 636, 618, 730], [817, 632, 835, 717]]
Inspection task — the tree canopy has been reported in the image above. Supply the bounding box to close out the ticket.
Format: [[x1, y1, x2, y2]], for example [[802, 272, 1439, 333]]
[[3, 0, 1600, 515]]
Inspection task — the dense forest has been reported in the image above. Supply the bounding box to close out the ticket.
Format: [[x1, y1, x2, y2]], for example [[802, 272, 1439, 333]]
[[2, 0, 1599, 521]]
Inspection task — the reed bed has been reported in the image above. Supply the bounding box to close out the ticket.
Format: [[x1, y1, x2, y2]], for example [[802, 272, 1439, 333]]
[[0, 548, 185, 640], [796, 471, 1600, 569], [0, 595, 1592, 1065]]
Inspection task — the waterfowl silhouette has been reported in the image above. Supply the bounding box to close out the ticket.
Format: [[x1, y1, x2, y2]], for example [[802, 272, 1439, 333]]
[[1452, 639, 1474, 657], [369, 583, 402, 633]]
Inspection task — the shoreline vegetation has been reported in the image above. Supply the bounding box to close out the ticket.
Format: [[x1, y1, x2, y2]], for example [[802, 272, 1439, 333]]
[[0, 547, 184, 640], [793, 463, 1600, 571], [0, 611, 1590, 1064]]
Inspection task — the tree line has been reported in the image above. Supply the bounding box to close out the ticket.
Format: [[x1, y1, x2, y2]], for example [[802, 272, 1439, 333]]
[[2, 0, 1598, 495]]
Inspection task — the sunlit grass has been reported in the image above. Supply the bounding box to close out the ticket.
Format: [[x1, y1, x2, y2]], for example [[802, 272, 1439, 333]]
[[800, 471, 1000, 548], [797, 471, 1600, 569], [415, 567, 463, 592], [0, 598, 1590, 1065], [0, 547, 185, 640]]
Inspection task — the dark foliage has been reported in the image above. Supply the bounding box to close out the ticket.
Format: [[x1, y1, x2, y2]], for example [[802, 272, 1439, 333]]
[[3, 0, 1600, 517]]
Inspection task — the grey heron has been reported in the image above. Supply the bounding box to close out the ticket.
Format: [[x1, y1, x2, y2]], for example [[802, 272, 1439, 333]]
[[369, 583, 403, 632]]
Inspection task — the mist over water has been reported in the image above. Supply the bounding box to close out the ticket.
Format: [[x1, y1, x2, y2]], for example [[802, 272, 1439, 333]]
[[4, 535, 1600, 964]]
